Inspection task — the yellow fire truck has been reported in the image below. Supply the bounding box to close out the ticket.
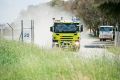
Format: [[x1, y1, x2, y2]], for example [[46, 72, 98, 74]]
[[50, 18, 83, 51]]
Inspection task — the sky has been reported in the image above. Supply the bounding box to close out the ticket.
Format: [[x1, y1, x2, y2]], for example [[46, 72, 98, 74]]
[[0, 0, 51, 23]]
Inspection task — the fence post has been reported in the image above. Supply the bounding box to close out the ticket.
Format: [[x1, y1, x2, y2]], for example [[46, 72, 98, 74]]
[[21, 20, 24, 42], [0, 24, 4, 39], [32, 20, 34, 43], [31, 20, 34, 43], [0, 28, 3, 39]]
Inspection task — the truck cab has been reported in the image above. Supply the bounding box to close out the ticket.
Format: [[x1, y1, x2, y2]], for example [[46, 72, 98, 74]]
[[50, 18, 83, 51], [99, 26, 114, 41]]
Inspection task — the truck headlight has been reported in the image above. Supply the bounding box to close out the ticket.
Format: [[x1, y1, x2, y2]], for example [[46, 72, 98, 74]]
[[75, 41, 80, 46], [54, 42, 58, 45]]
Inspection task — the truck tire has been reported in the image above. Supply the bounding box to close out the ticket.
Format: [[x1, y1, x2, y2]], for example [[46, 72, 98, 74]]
[[52, 43, 55, 48], [103, 39, 106, 41], [52, 43, 57, 48], [73, 46, 80, 52], [111, 39, 114, 41]]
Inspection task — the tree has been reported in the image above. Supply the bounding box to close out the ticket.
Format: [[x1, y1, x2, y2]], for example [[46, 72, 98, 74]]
[[69, 0, 120, 36], [94, 0, 120, 26], [71, 0, 101, 36], [94, 0, 120, 46], [51, 0, 64, 7]]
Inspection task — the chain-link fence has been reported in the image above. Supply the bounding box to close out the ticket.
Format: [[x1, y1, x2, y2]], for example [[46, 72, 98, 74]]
[[0, 20, 34, 43]]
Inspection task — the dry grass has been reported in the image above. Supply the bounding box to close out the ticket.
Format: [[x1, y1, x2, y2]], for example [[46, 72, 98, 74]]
[[0, 40, 120, 80]]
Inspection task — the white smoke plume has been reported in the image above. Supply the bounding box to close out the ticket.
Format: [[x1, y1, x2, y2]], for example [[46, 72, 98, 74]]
[[13, 3, 74, 48]]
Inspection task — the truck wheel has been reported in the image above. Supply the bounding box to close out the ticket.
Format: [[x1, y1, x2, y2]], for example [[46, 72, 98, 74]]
[[111, 38, 114, 41], [76, 47, 80, 52], [73, 46, 80, 52], [100, 39, 102, 41], [52, 43, 55, 48], [102, 39, 106, 41]]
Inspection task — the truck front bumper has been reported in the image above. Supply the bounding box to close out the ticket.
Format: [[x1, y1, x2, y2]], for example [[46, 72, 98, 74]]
[[52, 41, 80, 50]]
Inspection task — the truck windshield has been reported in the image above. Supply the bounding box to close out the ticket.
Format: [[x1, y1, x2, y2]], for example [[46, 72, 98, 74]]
[[100, 27, 113, 32], [54, 23, 79, 33]]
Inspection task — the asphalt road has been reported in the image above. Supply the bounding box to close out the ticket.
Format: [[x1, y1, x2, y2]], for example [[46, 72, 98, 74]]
[[79, 30, 114, 59]]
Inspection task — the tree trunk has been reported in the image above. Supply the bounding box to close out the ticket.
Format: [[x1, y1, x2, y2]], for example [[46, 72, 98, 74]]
[[92, 28, 97, 36]]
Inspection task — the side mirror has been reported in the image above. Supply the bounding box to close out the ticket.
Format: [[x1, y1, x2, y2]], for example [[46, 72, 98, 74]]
[[50, 27, 53, 32], [80, 25, 83, 32]]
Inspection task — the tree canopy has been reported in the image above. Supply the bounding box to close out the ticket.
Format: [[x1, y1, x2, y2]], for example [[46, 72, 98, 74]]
[[94, 0, 120, 22], [51, 0, 120, 35]]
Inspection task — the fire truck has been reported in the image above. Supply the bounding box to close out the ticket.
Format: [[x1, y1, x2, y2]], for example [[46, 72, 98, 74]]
[[50, 18, 83, 51]]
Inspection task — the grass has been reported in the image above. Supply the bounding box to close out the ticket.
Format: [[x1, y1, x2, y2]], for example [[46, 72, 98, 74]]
[[108, 47, 120, 55], [0, 40, 120, 80]]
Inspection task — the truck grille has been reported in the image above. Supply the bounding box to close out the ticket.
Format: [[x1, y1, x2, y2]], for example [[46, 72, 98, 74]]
[[60, 38, 73, 39], [61, 40, 72, 41], [60, 36, 73, 40], [61, 36, 73, 37]]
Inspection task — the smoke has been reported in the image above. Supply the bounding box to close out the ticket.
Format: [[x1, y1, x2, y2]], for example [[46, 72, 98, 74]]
[[14, 3, 74, 48]]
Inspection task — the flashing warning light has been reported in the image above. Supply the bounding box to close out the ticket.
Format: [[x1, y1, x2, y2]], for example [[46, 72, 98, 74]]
[[72, 17, 80, 22]]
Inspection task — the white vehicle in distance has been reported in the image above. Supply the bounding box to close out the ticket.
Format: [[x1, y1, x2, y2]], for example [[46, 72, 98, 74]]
[[99, 26, 114, 41]]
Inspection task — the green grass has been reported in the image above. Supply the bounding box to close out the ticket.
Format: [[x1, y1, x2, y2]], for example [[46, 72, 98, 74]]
[[108, 47, 120, 55], [0, 40, 120, 80]]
